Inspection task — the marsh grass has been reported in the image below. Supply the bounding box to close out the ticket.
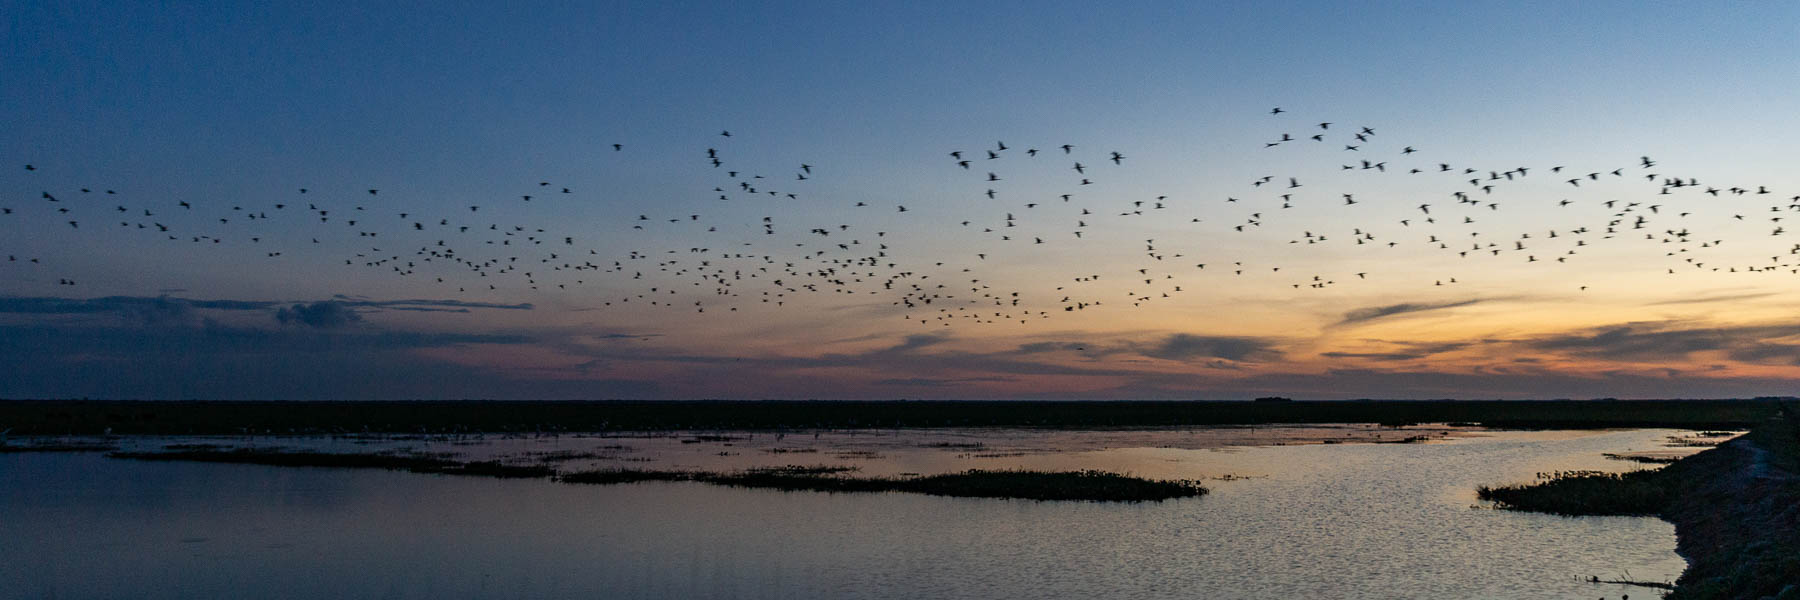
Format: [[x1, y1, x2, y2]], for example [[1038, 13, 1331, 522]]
[[559, 466, 1208, 501], [742, 465, 857, 475], [102, 447, 1202, 501], [1476, 469, 1670, 516], [681, 435, 743, 443], [452, 460, 557, 478], [1603, 452, 1681, 464], [523, 450, 613, 463], [554, 468, 692, 484]]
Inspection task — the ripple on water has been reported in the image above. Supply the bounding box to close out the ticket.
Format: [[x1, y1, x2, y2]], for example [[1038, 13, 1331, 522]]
[[0, 427, 1693, 599]]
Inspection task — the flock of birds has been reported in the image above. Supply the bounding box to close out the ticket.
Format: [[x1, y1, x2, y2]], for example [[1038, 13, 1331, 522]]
[[7, 109, 1800, 330]]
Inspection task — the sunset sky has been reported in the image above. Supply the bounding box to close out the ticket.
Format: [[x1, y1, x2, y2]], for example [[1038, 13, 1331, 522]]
[[5, 2, 1800, 400]]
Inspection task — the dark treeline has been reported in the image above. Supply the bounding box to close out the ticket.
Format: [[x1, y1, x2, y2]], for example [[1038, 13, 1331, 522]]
[[0, 398, 1783, 435]]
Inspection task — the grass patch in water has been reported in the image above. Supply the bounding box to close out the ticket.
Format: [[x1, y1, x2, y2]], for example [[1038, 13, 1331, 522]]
[[109, 448, 554, 478], [1603, 452, 1682, 464], [521, 450, 613, 463], [559, 466, 1207, 502], [105, 448, 1209, 500], [556, 468, 695, 484], [1476, 469, 1671, 516]]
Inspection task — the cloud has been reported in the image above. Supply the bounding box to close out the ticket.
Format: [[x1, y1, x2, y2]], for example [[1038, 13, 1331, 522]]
[[0, 322, 531, 356], [1018, 364, 1798, 401], [544, 331, 1154, 382], [1722, 343, 1800, 365], [0, 295, 267, 315], [1333, 299, 1487, 327], [1138, 334, 1281, 362], [1517, 320, 1800, 365], [128, 297, 198, 325], [0, 295, 532, 323], [883, 333, 952, 354], [583, 332, 661, 340], [1526, 322, 1726, 360], [1010, 334, 1282, 363], [1013, 340, 1128, 356], [0, 295, 277, 326], [1320, 351, 1430, 361], [874, 376, 1019, 387], [0, 320, 569, 400], [1320, 341, 1470, 361], [328, 295, 534, 311], [275, 301, 362, 328], [1646, 292, 1780, 306], [1015, 341, 1072, 354]]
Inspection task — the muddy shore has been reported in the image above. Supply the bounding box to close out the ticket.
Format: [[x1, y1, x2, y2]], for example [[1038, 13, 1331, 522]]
[[1483, 404, 1798, 599]]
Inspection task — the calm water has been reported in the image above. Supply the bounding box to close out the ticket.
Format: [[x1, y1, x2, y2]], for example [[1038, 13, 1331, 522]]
[[2, 427, 1706, 599]]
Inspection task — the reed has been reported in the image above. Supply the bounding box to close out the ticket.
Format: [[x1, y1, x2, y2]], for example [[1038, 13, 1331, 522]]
[[1476, 469, 1669, 516], [558, 466, 1207, 502]]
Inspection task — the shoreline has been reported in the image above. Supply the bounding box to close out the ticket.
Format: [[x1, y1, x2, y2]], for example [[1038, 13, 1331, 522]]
[[1480, 403, 1798, 599]]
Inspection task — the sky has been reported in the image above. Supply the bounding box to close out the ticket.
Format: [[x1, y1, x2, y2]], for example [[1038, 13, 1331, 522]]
[[5, 1, 1800, 400]]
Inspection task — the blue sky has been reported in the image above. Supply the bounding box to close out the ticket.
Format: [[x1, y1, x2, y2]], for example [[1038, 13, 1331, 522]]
[[5, 2, 1800, 399]]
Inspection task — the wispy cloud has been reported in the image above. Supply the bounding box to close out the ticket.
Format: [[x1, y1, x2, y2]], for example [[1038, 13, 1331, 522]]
[[275, 301, 362, 328], [1519, 320, 1800, 365], [0, 319, 550, 400], [873, 376, 1019, 387], [1645, 292, 1780, 306], [0, 296, 273, 326], [1320, 341, 1471, 361], [1137, 334, 1282, 362], [328, 295, 534, 311], [1010, 333, 1283, 363], [0, 295, 269, 315], [0, 295, 534, 325], [1332, 298, 1489, 327]]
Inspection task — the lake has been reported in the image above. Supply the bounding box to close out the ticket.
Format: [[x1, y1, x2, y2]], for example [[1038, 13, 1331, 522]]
[[2, 426, 1705, 599]]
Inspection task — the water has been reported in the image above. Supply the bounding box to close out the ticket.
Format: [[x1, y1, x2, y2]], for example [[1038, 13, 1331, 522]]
[[1, 427, 1703, 599]]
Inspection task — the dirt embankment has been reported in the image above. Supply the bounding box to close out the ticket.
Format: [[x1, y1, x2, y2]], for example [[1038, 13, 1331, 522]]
[[1657, 411, 1799, 599], [1478, 405, 1797, 598]]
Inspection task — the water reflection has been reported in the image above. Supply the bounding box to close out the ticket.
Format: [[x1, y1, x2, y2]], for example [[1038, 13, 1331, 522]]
[[2, 427, 1694, 599]]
